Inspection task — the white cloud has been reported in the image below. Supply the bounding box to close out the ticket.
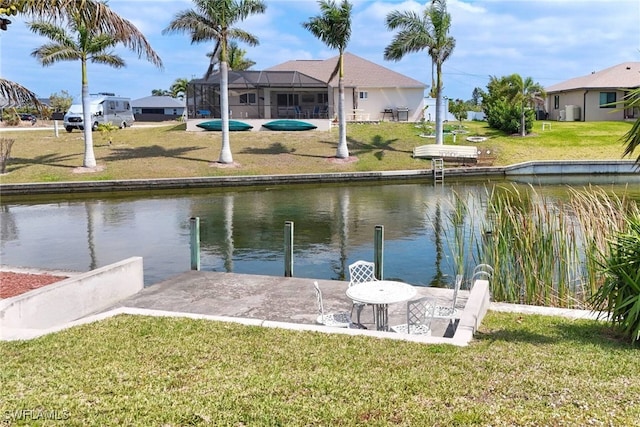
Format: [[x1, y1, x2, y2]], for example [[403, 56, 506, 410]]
[[1, 0, 638, 102]]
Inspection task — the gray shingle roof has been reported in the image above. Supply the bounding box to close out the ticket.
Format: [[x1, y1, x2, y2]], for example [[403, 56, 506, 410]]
[[192, 70, 327, 88], [132, 96, 185, 108], [266, 52, 426, 89], [546, 62, 640, 92]]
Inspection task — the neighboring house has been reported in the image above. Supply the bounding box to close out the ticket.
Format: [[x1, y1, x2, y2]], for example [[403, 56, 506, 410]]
[[186, 52, 428, 122], [545, 62, 640, 122], [132, 96, 186, 122]]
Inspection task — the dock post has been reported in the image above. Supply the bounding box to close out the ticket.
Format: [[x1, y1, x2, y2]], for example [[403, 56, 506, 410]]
[[374, 225, 384, 279], [190, 217, 200, 271], [284, 221, 294, 277]]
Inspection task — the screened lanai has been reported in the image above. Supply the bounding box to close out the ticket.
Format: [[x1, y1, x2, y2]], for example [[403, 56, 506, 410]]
[[187, 70, 331, 120]]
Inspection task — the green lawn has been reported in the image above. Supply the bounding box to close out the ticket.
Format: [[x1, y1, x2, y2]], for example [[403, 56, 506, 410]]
[[1, 312, 638, 426], [0, 120, 634, 183]]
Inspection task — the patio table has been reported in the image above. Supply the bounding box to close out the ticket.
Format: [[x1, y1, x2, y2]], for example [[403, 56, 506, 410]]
[[346, 280, 417, 331]]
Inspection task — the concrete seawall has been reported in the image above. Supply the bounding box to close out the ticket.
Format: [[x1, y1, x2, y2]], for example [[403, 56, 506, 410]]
[[1, 160, 637, 196], [0, 257, 144, 339]]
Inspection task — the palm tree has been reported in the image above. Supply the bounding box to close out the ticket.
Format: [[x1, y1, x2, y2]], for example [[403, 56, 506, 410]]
[[227, 41, 256, 71], [152, 89, 172, 96], [302, 0, 352, 159], [169, 78, 189, 99], [621, 87, 640, 165], [27, 1, 162, 169], [510, 74, 545, 137], [384, 0, 455, 146], [164, 0, 266, 165], [0, 1, 109, 109], [205, 41, 255, 73]]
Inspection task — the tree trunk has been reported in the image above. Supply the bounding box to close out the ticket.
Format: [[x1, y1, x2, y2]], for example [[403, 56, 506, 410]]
[[335, 55, 349, 159], [81, 70, 97, 168], [435, 63, 444, 146], [218, 61, 233, 164]]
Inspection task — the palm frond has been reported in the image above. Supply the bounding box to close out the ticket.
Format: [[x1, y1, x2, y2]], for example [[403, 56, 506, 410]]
[[31, 43, 81, 65], [0, 78, 41, 108]]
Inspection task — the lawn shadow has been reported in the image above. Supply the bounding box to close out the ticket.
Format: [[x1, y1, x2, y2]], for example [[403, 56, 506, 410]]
[[161, 123, 187, 132], [104, 145, 208, 163], [554, 321, 636, 350], [348, 134, 413, 159], [7, 153, 81, 172], [474, 327, 557, 345], [239, 142, 295, 155], [476, 316, 636, 350], [256, 140, 334, 159]]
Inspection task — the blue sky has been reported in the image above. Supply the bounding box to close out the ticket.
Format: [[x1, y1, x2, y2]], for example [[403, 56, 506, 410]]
[[1, 0, 638, 103]]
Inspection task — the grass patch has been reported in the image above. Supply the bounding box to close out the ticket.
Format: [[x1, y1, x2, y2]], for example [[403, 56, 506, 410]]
[[0, 312, 638, 425], [0, 120, 633, 183]]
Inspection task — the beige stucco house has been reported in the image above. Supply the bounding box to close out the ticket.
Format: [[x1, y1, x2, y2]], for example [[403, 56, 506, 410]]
[[545, 62, 640, 122], [186, 52, 427, 123]]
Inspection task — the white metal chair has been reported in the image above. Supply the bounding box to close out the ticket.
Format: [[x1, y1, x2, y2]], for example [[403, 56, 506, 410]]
[[348, 260, 377, 325], [434, 274, 463, 319], [472, 264, 494, 284], [391, 297, 435, 335], [313, 281, 351, 328]]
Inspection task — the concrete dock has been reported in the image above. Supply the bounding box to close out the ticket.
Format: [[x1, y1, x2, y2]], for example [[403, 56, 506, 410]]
[[109, 271, 470, 338]]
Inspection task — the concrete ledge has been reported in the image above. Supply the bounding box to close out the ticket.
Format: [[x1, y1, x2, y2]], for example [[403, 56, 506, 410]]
[[490, 302, 604, 320], [452, 279, 491, 344], [0, 257, 144, 336], [504, 160, 638, 175]]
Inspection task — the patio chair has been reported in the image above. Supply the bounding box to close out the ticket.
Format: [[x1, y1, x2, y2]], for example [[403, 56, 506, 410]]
[[310, 105, 320, 118], [313, 281, 351, 328], [472, 264, 494, 284], [433, 274, 463, 319], [294, 105, 305, 118], [348, 260, 377, 325], [391, 296, 436, 335]]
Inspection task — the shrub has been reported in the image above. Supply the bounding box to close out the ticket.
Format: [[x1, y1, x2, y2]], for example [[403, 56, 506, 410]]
[[591, 215, 640, 344]]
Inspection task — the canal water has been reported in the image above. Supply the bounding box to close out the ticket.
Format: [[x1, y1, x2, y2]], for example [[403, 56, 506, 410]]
[[1, 177, 638, 286]]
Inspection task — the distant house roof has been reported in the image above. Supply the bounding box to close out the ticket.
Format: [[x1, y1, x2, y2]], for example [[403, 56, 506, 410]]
[[546, 62, 640, 93], [132, 96, 185, 108], [266, 52, 427, 89]]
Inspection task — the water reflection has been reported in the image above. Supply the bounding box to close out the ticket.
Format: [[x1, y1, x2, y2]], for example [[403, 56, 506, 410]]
[[1, 180, 638, 286]]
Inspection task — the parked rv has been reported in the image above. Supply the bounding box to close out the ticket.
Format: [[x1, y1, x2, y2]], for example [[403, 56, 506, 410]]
[[63, 93, 135, 132]]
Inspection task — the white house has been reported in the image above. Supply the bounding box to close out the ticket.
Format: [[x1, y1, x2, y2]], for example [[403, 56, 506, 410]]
[[185, 52, 428, 123]]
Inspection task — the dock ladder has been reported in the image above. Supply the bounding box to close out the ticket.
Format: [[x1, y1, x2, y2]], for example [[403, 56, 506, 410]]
[[432, 158, 444, 183]]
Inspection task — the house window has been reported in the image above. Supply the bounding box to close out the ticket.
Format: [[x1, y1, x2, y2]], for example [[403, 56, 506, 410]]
[[317, 93, 328, 104], [240, 93, 256, 105], [277, 93, 299, 106], [359, 91, 368, 100], [599, 92, 616, 108], [554, 95, 559, 110]]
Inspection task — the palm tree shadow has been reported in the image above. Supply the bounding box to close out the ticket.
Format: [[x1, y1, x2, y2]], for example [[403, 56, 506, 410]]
[[239, 142, 295, 155], [104, 145, 208, 163], [347, 134, 413, 159], [7, 153, 82, 172]]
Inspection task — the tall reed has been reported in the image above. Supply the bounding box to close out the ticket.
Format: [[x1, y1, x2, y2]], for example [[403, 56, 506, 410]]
[[454, 184, 640, 309]]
